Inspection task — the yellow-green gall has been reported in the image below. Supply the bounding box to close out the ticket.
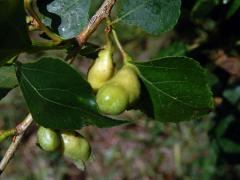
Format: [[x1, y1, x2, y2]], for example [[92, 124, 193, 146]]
[[87, 45, 114, 91], [37, 126, 60, 152], [96, 83, 128, 115], [61, 131, 91, 162]]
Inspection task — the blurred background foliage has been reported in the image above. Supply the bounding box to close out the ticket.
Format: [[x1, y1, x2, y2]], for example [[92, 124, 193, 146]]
[[1, 0, 240, 179]]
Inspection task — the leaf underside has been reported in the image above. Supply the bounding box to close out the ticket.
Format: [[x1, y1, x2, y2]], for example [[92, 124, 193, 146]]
[[38, 0, 91, 39], [117, 0, 181, 35]]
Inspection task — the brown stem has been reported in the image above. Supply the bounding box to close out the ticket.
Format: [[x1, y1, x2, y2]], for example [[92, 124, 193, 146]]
[[0, 114, 33, 175], [76, 0, 116, 46]]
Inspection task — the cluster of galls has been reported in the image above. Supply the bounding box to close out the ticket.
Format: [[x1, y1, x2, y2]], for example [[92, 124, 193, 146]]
[[37, 127, 91, 163], [37, 39, 140, 166], [88, 40, 141, 115]]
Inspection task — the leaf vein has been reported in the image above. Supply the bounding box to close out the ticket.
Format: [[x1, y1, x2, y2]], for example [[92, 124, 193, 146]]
[[143, 77, 200, 109], [21, 72, 99, 116]]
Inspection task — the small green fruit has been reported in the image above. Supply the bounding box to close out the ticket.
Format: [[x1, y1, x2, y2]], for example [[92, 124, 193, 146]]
[[109, 65, 140, 104], [96, 64, 140, 115], [96, 83, 128, 115], [87, 44, 114, 91], [61, 131, 91, 162], [37, 126, 60, 152]]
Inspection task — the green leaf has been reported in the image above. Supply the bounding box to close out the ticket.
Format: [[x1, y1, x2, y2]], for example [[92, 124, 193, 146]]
[[16, 57, 128, 130], [206, 71, 219, 87], [218, 138, 240, 154], [133, 56, 214, 122], [215, 116, 234, 138], [227, 0, 240, 18], [116, 0, 181, 35], [0, 66, 18, 89], [0, 65, 18, 100], [223, 86, 240, 105], [0, 0, 31, 65], [38, 0, 91, 39], [191, 0, 220, 19]]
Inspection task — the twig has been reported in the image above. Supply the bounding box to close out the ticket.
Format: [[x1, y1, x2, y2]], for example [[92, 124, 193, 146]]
[[76, 0, 116, 46], [66, 0, 116, 63], [0, 114, 33, 175]]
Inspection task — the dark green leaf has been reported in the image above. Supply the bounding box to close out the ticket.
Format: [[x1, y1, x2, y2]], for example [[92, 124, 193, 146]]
[[0, 66, 18, 89], [215, 115, 234, 138], [0, 0, 31, 65], [218, 138, 240, 153], [206, 71, 219, 87], [227, 0, 240, 18], [38, 0, 91, 39], [0, 65, 18, 100], [133, 56, 214, 122], [116, 0, 181, 35], [17, 57, 128, 130]]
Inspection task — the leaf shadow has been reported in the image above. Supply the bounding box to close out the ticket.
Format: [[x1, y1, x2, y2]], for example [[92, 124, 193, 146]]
[[133, 79, 154, 119]]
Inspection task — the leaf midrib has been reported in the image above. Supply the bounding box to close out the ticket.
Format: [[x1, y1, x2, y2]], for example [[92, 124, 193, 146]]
[[140, 74, 209, 110], [21, 72, 101, 120]]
